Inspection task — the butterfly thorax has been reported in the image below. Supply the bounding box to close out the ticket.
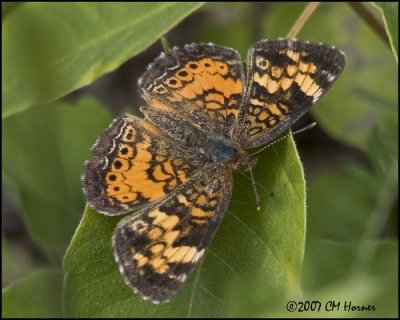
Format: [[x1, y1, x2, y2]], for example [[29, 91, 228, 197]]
[[207, 138, 255, 171], [211, 140, 236, 161], [141, 104, 252, 169]]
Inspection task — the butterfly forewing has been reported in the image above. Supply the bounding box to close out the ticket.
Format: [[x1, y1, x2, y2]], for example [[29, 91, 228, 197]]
[[233, 38, 346, 148]]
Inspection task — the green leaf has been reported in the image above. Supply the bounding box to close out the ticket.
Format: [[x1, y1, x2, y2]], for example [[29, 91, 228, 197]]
[[307, 163, 377, 241], [301, 239, 398, 318], [1, 2, 22, 19], [306, 114, 397, 242], [2, 99, 113, 260], [261, 2, 398, 151], [63, 134, 306, 317], [193, 3, 254, 57], [2, 2, 204, 119], [2, 269, 63, 318], [371, 2, 399, 62], [260, 2, 306, 39], [366, 113, 398, 181]]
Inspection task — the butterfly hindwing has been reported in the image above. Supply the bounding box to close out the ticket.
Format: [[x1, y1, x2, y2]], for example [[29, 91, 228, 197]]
[[112, 163, 233, 303]]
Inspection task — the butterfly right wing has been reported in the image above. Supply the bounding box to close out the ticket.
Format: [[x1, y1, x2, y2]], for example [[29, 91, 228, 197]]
[[113, 163, 233, 303], [83, 115, 207, 215], [232, 38, 346, 149]]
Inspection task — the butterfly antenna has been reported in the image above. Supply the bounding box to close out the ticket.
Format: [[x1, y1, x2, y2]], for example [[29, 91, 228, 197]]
[[247, 162, 261, 211], [251, 122, 317, 157]]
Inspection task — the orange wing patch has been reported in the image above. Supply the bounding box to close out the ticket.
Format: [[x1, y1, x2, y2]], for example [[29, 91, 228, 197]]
[[150, 57, 242, 119], [84, 115, 206, 215], [105, 133, 188, 205]]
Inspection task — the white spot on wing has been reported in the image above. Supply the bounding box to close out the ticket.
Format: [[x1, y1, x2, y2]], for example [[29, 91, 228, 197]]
[[107, 140, 116, 154], [156, 71, 168, 80], [192, 249, 205, 263], [101, 157, 108, 170], [313, 88, 324, 103], [167, 64, 180, 71], [327, 73, 336, 82], [177, 273, 187, 283]]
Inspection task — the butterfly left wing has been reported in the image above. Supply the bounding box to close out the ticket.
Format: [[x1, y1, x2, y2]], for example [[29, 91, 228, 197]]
[[113, 163, 232, 303], [83, 115, 210, 215], [232, 38, 346, 149]]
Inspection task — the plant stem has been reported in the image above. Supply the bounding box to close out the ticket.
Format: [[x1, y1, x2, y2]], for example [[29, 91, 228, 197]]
[[286, 2, 321, 38]]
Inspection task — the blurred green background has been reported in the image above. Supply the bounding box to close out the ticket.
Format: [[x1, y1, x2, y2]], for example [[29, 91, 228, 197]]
[[2, 2, 398, 318]]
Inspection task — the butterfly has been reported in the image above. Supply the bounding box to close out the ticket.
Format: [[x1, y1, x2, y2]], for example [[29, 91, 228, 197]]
[[83, 38, 346, 303]]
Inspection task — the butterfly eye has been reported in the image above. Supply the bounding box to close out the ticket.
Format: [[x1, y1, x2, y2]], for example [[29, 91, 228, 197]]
[[255, 56, 269, 70]]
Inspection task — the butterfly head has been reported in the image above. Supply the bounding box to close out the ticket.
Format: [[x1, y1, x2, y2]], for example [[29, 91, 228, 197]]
[[233, 148, 257, 172]]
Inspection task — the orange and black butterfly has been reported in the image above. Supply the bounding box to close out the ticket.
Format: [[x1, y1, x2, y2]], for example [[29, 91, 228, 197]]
[[83, 38, 346, 303]]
